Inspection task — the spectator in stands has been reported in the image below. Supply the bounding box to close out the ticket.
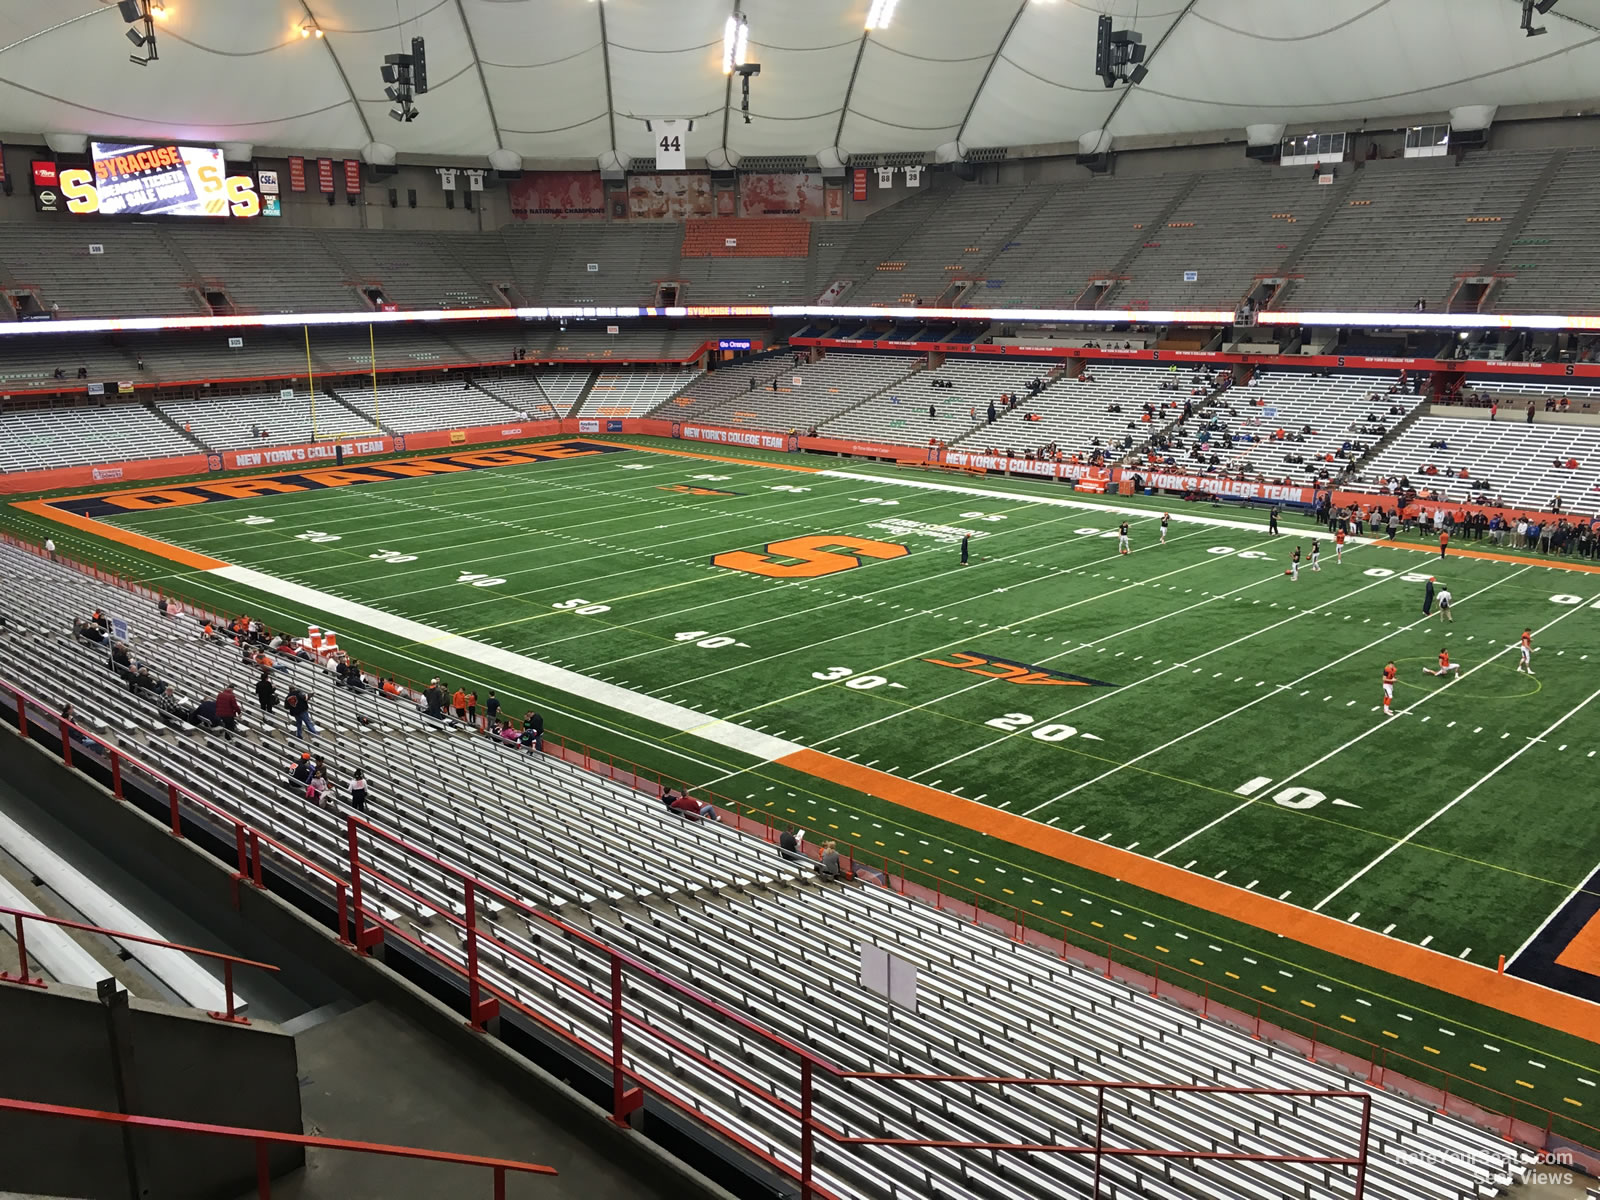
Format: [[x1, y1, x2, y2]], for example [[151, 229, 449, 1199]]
[[45, 538, 57, 562], [255, 669, 278, 714], [497, 719, 519, 747], [466, 690, 478, 725], [484, 690, 500, 727], [284, 686, 317, 739], [214, 685, 240, 733], [1527, 401, 1536, 424], [521, 710, 545, 751], [816, 842, 844, 879], [74, 616, 107, 646], [288, 752, 315, 790], [109, 641, 132, 677], [778, 828, 804, 862], [424, 678, 445, 719], [452, 685, 467, 721], [668, 791, 702, 819], [306, 764, 331, 808], [347, 768, 368, 813], [76, 366, 87, 379]]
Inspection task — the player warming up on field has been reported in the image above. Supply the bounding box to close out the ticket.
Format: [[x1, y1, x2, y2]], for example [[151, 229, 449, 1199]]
[[1160, 513, 1170, 544], [1382, 661, 1397, 716], [1334, 526, 1346, 563], [1436, 585, 1452, 623], [1425, 647, 1461, 677], [1118, 521, 1130, 555], [1287, 546, 1301, 581], [1518, 627, 1535, 674], [1310, 538, 1321, 571]]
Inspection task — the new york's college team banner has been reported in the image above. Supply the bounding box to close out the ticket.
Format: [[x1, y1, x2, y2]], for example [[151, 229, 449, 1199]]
[[1115, 469, 1316, 505]]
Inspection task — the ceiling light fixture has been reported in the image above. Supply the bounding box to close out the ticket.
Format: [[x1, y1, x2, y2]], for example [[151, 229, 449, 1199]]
[[299, 18, 323, 39], [119, 0, 159, 65], [722, 12, 749, 74], [865, 0, 898, 30]]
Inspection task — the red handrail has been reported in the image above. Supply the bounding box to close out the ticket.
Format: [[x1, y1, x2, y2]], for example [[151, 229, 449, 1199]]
[[0, 904, 276, 1024], [0, 1096, 556, 1198], [2, 534, 1596, 1176]]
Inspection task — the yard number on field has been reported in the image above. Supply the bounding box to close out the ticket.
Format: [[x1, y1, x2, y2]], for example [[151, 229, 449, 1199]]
[[237, 516, 274, 525], [675, 631, 749, 649], [369, 549, 417, 564], [1235, 776, 1358, 811], [553, 597, 610, 614], [459, 572, 507, 587], [984, 712, 1092, 743], [295, 530, 340, 543], [811, 665, 905, 690]]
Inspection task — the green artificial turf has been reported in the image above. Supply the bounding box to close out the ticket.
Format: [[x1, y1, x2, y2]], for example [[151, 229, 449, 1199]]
[[8, 433, 1599, 1134]]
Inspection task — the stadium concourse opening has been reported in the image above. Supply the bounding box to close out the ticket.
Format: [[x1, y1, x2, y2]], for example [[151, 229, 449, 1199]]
[[4, 1, 1600, 1194]]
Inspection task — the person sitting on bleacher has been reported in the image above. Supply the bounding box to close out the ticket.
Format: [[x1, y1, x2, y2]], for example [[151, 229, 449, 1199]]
[[74, 616, 107, 646], [520, 710, 544, 752], [778, 828, 805, 862], [815, 841, 845, 879], [109, 640, 132, 677], [287, 752, 315, 791], [496, 719, 519, 748]]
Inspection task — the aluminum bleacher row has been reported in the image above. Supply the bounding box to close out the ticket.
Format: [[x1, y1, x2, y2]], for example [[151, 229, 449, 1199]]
[[159, 391, 326, 449], [819, 356, 1060, 449], [0, 543, 1537, 1199], [574, 370, 700, 418], [1167, 371, 1421, 483], [336, 377, 520, 434], [6, 145, 1596, 319], [663, 352, 922, 430], [1353, 416, 1600, 511], [0, 402, 196, 472], [955, 365, 1176, 460]]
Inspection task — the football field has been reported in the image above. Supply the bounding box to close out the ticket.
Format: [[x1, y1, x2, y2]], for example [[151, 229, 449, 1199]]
[[17, 434, 1600, 1121]]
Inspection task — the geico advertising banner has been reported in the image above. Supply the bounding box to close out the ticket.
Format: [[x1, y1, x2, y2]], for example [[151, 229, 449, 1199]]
[[49, 142, 263, 218], [1122, 470, 1314, 503]]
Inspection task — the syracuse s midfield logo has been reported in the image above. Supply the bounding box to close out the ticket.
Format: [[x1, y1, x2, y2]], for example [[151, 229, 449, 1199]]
[[924, 651, 1115, 687]]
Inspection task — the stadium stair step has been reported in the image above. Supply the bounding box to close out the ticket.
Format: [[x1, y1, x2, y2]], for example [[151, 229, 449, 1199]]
[[1104, 172, 1208, 285], [1483, 148, 1570, 277], [470, 378, 535, 415], [322, 385, 391, 435], [564, 371, 601, 418], [1274, 169, 1361, 280], [142, 399, 208, 452]]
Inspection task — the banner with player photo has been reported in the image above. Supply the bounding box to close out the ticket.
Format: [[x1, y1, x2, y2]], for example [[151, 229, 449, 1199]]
[[507, 172, 606, 220], [739, 171, 824, 217], [627, 172, 712, 220]]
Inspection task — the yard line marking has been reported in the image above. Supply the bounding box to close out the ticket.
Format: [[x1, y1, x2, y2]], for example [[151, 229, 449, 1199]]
[[1146, 568, 1537, 853], [1316, 678, 1600, 912]]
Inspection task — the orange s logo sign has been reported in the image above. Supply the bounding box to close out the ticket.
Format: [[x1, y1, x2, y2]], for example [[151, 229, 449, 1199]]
[[713, 535, 907, 579]]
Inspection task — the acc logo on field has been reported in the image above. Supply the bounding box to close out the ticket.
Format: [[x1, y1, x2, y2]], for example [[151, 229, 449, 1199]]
[[925, 651, 1115, 687], [713, 534, 907, 578]]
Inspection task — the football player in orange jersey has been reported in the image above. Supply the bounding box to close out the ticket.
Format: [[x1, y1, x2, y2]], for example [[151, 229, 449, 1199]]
[[1382, 661, 1397, 715], [1424, 647, 1461, 677], [1518, 627, 1534, 675], [1334, 526, 1346, 563]]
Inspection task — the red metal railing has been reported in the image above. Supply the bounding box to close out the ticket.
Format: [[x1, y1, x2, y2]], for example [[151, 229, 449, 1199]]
[[0, 904, 276, 1024], [3, 534, 1598, 1176], [343, 814, 1375, 1199], [0, 1096, 556, 1198]]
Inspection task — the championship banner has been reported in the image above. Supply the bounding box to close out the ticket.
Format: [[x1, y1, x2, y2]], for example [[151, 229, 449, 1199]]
[[343, 159, 361, 194], [507, 171, 605, 220], [316, 158, 335, 193], [852, 169, 868, 201], [287, 156, 306, 192]]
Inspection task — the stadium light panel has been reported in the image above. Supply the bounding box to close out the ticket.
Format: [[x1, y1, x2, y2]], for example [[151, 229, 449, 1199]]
[[723, 13, 749, 73], [117, 0, 141, 21], [865, 0, 898, 31], [126, 28, 146, 47], [150, 2, 168, 19]]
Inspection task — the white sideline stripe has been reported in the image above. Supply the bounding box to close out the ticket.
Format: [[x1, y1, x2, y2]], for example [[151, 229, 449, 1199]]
[[1315, 681, 1600, 913], [0, 809, 239, 1012], [0, 872, 107, 990], [1505, 858, 1600, 967], [818, 470, 1327, 535], [209, 564, 804, 763]]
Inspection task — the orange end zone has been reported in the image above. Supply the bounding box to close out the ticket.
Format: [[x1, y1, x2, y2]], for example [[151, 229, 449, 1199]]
[[10, 499, 227, 572], [778, 747, 1600, 1045], [1555, 909, 1600, 977]]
